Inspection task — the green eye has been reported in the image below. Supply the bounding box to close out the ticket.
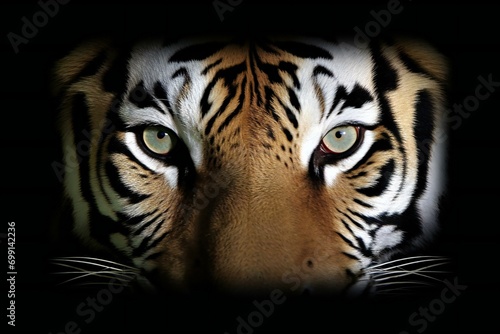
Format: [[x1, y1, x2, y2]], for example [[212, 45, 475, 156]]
[[321, 126, 360, 154], [142, 125, 177, 155]]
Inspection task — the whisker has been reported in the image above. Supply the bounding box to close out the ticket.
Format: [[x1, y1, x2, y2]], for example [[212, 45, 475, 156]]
[[367, 257, 450, 273], [51, 257, 138, 272], [374, 270, 451, 282], [55, 270, 137, 286], [375, 280, 436, 288], [51, 259, 139, 286], [366, 255, 448, 270], [371, 261, 451, 279], [52, 270, 137, 280], [51, 262, 138, 279], [72, 282, 132, 288], [53, 263, 137, 276]]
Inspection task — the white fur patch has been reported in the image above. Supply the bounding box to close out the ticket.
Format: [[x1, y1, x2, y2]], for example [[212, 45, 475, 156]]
[[371, 225, 403, 255]]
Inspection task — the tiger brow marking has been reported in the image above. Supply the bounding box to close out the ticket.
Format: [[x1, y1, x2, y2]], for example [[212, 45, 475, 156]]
[[153, 81, 174, 116], [311, 64, 333, 118], [200, 61, 247, 119], [327, 85, 347, 118], [128, 81, 164, 113], [168, 42, 226, 62], [216, 77, 246, 134], [337, 84, 374, 116]]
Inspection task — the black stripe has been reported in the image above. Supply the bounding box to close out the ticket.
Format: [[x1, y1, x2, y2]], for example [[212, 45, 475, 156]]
[[71, 93, 93, 204], [264, 86, 280, 122], [144, 251, 163, 261], [147, 230, 170, 250], [342, 252, 360, 261], [370, 42, 399, 93], [345, 137, 393, 174], [313, 65, 334, 78], [96, 106, 121, 205], [345, 269, 357, 284], [105, 159, 151, 204], [287, 87, 301, 112], [132, 210, 165, 236], [119, 212, 150, 226], [255, 57, 284, 85], [202, 58, 223, 75], [132, 221, 169, 257], [376, 204, 422, 246], [102, 47, 131, 95], [370, 41, 403, 146], [128, 81, 162, 111], [356, 159, 394, 197], [204, 84, 238, 136], [398, 51, 432, 78], [343, 211, 365, 230], [336, 231, 360, 251], [281, 100, 298, 129], [73, 50, 107, 82], [153, 81, 173, 116], [370, 41, 409, 195], [339, 84, 374, 113], [273, 41, 333, 59], [282, 127, 293, 142], [172, 67, 188, 79], [107, 136, 155, 174], [267, 127, 275, 141], [169, 42, 226, 62], [327, 85, 347, 117], [347, 171, 367, 179], [413, 90, 435, 199], [89, 210, 130, 250], [341, 219, 372, 258], [353, 198, 373, 208], [278, 61, 300, 89], [249, 44, 262, 106], [216, 77, 246, 134], [200, 62, 246, 118]]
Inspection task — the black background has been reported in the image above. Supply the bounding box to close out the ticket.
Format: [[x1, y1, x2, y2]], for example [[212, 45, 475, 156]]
[[1, 0, 499, 333]]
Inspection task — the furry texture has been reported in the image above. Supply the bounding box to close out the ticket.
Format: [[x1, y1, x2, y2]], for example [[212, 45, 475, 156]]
[[52, 35, 448, 295]]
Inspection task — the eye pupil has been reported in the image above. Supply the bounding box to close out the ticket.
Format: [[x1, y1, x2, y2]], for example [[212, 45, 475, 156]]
[[157, 131, 166, 139], [335, 131, 344, 139]]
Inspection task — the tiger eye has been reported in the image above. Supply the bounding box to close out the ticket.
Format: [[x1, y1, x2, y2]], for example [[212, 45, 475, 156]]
[[321, 126, 359, 154], [142, 125, 177, 155]]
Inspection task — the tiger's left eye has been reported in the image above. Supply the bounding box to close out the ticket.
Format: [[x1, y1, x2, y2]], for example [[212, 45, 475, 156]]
[[142, 125, 177, 156], [321, 126, 361, 154]]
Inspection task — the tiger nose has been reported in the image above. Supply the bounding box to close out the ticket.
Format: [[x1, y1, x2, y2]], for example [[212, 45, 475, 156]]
[[197, 193, 353, 294]]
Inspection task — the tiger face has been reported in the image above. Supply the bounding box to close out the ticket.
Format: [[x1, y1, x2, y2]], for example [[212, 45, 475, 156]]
[[52, 35, 448, 296]]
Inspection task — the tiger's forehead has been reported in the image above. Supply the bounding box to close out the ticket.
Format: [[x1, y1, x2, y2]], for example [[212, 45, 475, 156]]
[[122, 37, 379, 168]]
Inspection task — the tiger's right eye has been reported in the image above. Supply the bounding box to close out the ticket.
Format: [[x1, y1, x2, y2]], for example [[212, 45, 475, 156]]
[[142, 125, 178, 156]]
